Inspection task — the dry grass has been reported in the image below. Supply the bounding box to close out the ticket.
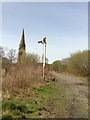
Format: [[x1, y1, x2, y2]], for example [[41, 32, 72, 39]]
[[2, 64, 43, 98]]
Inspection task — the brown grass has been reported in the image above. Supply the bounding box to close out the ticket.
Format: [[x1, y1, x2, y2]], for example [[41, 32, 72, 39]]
[[2, 64, 43, 98]]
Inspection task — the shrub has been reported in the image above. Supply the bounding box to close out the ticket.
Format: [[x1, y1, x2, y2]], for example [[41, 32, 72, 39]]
[[51, 60, 61, 71], [51, 50, 89, 76], [19, 53, 40, 66], [68, 50, 88, 76], [2, 64, 43, 95]]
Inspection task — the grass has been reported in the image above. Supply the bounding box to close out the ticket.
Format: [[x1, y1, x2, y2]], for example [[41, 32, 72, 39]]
[[2, 100, 28, 113], [2, 114, 12, 119], [2, 81, 68, 118], [2, 65, 43, 96], [2, 100, 29, 118]]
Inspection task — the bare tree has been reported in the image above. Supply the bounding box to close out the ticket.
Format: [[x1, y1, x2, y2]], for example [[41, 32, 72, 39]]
[[0, 47, 5, 58], [7, 49, 16, 63], [46, 58, 49, 64]]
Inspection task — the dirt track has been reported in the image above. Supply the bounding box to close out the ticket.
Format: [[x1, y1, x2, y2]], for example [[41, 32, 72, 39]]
[[50, 72, 88, 118]]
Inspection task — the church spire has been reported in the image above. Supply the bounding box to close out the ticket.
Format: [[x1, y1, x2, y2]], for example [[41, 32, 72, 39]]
[[19, 29, 26, 50], [18, 29, 26, 63], [22, 28, 24, 35]]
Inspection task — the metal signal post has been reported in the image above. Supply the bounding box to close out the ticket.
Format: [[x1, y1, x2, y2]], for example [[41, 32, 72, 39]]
[[38, 37, 47, 80]]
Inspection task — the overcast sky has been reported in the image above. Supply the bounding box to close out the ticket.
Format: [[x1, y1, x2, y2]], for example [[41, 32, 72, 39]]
[[1, 2, 88, 63]]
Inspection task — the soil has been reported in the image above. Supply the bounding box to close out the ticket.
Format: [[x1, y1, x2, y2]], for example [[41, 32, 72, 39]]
[[46, 72, 88, 118]]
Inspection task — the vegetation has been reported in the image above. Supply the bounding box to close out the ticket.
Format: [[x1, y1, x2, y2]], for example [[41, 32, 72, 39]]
[[0, 47, 5, 58], [7, 49, 16, 63], [51, 50, 89, 76], [67, 50, 88, 76], [2, 81, 67, 118], [20, 53, 40, 65], [51, 60, 61, 71], [1, 47, 44, 118], [1, 41, 88, 118], [2, 62, 43, 99]]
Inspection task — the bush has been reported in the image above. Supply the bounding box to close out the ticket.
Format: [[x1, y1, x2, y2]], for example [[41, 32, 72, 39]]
[[51, 60, 61, 71], [19, 53, 40, 65], [51, 50, 89, 76], [67, 50, 88, 76], [2, 64, 43, 95]]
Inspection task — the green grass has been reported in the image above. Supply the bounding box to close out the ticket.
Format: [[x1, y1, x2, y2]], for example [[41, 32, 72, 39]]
[[2, 100, 30, 118], [2, 81, 67, 118], [2, 114, 12, 119], [31, 84, 57, 93], [2, 100, 28, 113]]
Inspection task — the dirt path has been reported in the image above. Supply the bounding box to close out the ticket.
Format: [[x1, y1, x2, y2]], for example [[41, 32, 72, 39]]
[[48, 72, 88, 118]]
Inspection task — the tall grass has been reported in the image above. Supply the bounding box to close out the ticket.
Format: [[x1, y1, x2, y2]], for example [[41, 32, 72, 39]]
[[2, 64, 43, 96]]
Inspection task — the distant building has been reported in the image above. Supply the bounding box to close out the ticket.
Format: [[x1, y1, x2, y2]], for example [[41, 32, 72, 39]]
[[18, 29, 26, 63]]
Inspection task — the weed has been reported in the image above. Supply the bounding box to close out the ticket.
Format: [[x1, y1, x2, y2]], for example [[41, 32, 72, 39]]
[[2, 100, 28, 114], [2, 82, 60, 118], [12, 110, 22, 116], [2, 65, 43, 96], [16, 104, 28, 113], [2, 114, 12, 119], [2, 100, 17, 111]]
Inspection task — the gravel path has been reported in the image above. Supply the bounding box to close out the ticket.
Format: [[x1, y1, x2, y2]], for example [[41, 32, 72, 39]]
[[51, 72, 88, 118]]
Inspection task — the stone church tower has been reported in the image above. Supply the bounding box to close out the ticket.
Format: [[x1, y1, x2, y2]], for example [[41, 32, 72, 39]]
[[18, 29, 26, 63]]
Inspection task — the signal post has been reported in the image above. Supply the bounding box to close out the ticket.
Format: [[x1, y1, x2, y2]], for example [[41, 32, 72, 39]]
[[38, 37, 47, 80]]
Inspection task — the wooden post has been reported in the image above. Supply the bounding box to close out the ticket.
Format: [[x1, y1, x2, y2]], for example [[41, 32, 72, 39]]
[[38, 37, 47, 81], [43, 42, 46, 80]]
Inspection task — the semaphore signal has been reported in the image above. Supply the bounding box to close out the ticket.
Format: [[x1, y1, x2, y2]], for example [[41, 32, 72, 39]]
[[38, 37, 47, 80]]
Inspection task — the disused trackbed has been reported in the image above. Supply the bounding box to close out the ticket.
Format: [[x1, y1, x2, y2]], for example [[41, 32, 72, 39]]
[[51, 72, 88, 118]]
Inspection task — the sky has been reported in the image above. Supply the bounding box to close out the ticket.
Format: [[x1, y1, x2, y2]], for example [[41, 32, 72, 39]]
[[0, 2, 88, 63]]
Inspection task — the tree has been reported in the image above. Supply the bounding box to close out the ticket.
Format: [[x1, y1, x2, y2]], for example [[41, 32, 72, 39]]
[[68, 50, 88, 76], [46, 58, 49, 64], [20, 53, 40, 65], [7, 49, 16, 63], [0, 47, 5, 58], [60, 58, 69, 71], [0, 47, 5, 69], [51, 60, 61, 71], [26, 53, 40, 64]]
